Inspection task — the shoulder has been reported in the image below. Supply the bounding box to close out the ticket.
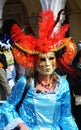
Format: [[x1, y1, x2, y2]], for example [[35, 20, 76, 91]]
[[17, 76, 27, 85], [56, 73, 69, 90], [55, 73, 68, 82], [11, 76, 27, 92]]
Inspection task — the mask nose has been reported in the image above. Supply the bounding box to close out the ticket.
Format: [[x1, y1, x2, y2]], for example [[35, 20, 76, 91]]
[[46, 58, 50, 66]]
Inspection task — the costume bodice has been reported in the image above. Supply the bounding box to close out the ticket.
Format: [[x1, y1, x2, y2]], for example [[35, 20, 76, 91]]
[[0, 75, 78, 130]]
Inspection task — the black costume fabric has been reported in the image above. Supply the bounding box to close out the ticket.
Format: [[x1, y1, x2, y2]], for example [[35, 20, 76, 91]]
[[67, 65, 81, 129]]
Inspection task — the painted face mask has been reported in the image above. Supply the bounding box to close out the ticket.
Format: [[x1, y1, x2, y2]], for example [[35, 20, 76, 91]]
[[36, 52, 56, 75]]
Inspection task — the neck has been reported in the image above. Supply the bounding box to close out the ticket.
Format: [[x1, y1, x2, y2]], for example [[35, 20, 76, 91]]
[[35, 72, 57, 91], [37, 73, 53, 89], [37, 73, 51, 83]]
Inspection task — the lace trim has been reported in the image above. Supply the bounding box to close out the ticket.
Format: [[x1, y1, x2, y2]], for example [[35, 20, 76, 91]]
[[4, 118, 24, 130]]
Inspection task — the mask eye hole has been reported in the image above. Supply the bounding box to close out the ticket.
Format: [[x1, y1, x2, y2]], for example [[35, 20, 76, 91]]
[[40, 58, 45, 61], [49, 57, 54, 60]]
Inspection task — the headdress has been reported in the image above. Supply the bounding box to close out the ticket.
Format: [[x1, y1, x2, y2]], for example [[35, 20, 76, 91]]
[[10, 9, 77, 70]]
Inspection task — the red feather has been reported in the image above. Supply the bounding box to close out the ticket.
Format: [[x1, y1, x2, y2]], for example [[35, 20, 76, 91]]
[[38, 10, 54, 39], [11, 24, 36, 51], [52, 24, 70, 45]]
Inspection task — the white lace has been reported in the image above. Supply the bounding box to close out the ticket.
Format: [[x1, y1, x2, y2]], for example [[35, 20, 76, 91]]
[[4, 118, 24, 130]]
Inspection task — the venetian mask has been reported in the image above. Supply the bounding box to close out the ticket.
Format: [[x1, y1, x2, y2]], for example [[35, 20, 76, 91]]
[[36, 52, 56, 75]]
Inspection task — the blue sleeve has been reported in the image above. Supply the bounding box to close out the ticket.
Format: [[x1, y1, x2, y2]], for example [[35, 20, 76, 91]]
[[59, 77, 78, 130], [0, 76, 27, 128]]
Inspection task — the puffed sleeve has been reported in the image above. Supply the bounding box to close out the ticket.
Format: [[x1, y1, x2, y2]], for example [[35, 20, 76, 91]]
[[0, 76, 27, 130], [59, 77, 78, 130]]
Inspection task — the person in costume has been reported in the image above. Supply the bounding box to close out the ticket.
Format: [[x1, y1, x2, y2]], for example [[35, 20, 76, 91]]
[[0, 53, 11, 101], [0, 35, 12, 101], [1, 20, 18, 89], [0, 9, 78, 130]]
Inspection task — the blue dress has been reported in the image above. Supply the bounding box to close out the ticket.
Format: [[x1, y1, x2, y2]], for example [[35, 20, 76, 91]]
[[0, 74, 78, 130]]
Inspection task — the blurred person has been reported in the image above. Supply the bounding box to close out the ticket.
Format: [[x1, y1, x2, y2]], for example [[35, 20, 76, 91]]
[[1, 21, 17, 89], [0, 47, 11, 100], [0, 33, 12, 100]]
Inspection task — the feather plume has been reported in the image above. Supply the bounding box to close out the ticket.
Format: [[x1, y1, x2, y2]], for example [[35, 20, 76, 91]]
[[38, 10, 54, 39], [52, 24, 70, 45], [11, 24, 36, 51]]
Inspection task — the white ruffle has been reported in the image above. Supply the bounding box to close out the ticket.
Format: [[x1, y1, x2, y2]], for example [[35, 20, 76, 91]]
[[4, 118, 24, 130]]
